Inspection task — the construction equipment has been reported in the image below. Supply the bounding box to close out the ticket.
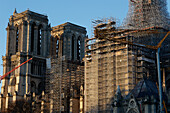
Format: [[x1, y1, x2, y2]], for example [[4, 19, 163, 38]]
[[156, 82, 168, 113], [0, 57, 33, 81]]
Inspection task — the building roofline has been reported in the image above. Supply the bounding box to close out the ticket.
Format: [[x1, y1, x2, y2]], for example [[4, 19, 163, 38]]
[[52, 22, 86, 30]]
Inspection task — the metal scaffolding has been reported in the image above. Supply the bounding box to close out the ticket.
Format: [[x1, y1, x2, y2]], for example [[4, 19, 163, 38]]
[[84, 0, 170, 112], [45, 57, 84, 112]]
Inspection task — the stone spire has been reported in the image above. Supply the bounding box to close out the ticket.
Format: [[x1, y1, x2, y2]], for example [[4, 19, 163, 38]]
[[13, 8, 17, 15], [116, 85, 121, 95]]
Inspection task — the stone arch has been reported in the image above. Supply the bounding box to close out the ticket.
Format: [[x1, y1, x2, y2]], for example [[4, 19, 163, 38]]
[[127, 108, 139, 113], [126, 98, 140, 113], [38, 82, 44, 94], [10, 77, 16, 86], [31, 81, 36, 93]]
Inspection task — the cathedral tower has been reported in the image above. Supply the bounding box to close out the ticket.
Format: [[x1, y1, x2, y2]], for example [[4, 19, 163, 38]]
[[47, 22, 87, 112], [0, 9, 51, 111]]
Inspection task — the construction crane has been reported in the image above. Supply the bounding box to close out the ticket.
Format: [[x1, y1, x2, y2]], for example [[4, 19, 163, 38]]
[[0, 57, 33, 81], [95, 22, 170, 113]]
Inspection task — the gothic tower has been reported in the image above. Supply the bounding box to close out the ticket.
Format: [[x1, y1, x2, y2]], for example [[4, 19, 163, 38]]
[[0, 9, 51, 111], [50, 22, 86, 61], [47, 22, 87, 112]]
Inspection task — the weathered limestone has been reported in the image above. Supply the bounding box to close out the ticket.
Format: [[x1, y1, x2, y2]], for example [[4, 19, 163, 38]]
[[0, 9, 50, 112]]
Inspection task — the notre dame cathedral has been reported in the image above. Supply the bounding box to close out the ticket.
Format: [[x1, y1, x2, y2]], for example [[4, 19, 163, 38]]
[[0, 9, 87, 112]]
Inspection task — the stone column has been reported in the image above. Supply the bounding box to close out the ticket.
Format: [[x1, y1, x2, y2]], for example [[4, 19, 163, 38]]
[[58, 38, 63, 57], [47, 27, 51, 57], [0, 94, 3, 111], [27, 22, 32, 53], [5, 93, 12, 109], [42, 30, 45, 57], [41, 29, 44, 56], [6, 26, 10, 55], [1, 57, 10, 95], [13, 91, 18, 102], [25, 22, 32, 94], [26, 65, 31, 94]]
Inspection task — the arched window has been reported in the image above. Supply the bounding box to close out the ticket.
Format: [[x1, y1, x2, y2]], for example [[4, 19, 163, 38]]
[[31, 23, 36, 52], [72, 35, 75, 60], [31, 81, 36, 93], [38, 82, 44, 94], [56, 38, 59, 57], [16, 27, 19, 52], [37, 25, 42, 55], [77, 36, 81, 60], [10, 77, 16, 86]]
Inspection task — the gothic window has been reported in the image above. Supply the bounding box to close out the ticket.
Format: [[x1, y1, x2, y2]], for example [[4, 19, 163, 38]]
[[16, 27, 19, 52], [31, 23, 36, 52], [10, 77, 16, 86], [56, 38, 59, 57], [77, 36, 81, 60], [72, 35, 75, 60], [37, 25, 42, 55], [38, 82, 44, 94], [31, 81, 36, 93]]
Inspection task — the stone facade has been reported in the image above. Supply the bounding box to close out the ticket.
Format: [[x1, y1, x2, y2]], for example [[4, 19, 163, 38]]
[[46, 22, 87, 113], [0, 9, 50, 112], [0, 9, 87, 112], [50, 22, 87, 61]]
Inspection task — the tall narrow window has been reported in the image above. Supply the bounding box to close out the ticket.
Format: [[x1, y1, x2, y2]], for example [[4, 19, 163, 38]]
[[72, 35, 75, 60], [56, 38, 59, 57], [31, 23, 35, 52], [31, 81, 36, 93], [37, 25, 42, 55], [16, 27, 19, 52], [77, 37, 81, 60]]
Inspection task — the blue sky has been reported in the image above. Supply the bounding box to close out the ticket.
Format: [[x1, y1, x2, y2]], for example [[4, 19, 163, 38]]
[[0, 0, 170, 76]]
